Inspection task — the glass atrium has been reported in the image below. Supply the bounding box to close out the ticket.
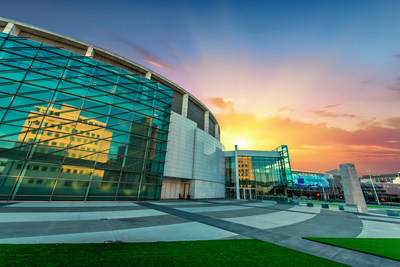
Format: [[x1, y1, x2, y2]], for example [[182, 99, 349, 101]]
[[0, 33, 172, 201], [225, 145, 293, 200]]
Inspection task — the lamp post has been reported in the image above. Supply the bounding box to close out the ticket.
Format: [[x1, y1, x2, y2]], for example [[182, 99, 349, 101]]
[[367, 170, 380, 205]]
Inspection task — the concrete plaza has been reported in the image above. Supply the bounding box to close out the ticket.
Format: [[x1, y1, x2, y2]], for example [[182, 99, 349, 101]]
[[0, 200, 399, 266]]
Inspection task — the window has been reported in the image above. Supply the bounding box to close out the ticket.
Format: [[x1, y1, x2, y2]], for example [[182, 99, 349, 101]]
[[77, 138, 81, 142], [64, 181, 72, 186], [71, 137, 75, 141], [51, 142, 57, 146], [73, 169, 77, 174], [42, 166, 48, 171], [47, 132, 52, 136], [57, 125, 62, 130], [50, 167, 57, 172], [33, 165, 39, 171], [16, 164, 22, 169], [55, 133, 59, 137], [65, 127, 70, 132]]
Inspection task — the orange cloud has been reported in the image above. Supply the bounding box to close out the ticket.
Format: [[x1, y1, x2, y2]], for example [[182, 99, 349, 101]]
[[208, 97, 234, 111], [216, 109, 400, 174]]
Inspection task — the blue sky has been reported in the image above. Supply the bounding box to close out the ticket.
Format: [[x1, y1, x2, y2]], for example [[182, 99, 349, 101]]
[[2, 0, 400, 173]]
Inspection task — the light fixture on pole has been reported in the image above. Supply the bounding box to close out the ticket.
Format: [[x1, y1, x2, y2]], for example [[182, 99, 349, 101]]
[[367, 170, 380, 205]]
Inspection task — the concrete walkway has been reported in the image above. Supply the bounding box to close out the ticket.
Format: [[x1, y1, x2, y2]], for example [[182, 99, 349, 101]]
[[0, 200, 399, 266]]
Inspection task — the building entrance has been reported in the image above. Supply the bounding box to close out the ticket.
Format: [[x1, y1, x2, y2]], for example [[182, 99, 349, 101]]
[[239, 188, 257, 200]]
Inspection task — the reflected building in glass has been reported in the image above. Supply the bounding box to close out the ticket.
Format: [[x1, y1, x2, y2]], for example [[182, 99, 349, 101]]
[[225, 145, 293, 200], [0, 17, 225, 201]]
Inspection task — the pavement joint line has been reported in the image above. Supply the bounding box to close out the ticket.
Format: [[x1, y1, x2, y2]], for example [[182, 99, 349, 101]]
[[138, 202, 400, 267], [204, 200, 400, 221], [202, 200, 321, 216]]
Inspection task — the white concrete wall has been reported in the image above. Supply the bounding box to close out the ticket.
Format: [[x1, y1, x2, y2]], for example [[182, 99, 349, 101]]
[[193, 128, 225, 184], [163, 112, 225, 199], [163, 112, 196, 179]]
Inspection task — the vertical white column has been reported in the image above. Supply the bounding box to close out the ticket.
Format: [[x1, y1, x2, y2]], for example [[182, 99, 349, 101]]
[[145, 72, 152, 80], [85, 46, 95, 58], [234, 145, 240, 200], [2, 22, 20, 36], [204, 111, 209, 133], [215, 124, 219, 139], [182, 94, 189, 117]]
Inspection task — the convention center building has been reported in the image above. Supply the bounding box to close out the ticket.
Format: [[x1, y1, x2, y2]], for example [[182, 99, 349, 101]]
[[0, 17, 291, 201]]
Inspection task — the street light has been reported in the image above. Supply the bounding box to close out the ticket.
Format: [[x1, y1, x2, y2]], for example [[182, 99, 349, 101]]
[[367, 170, 380, 205]]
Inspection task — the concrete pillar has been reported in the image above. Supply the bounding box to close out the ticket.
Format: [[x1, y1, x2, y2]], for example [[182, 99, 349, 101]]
[[2, 22, 20, 36], [145, 72, 151, 80], [182, 94, 189, 117], [204, 111, 209, 133], [234, 145, 240, 200], [340, 163, 368, 213], [85, 46, 95, 58]]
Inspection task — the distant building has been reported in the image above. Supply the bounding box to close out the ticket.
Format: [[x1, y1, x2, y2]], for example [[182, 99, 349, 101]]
[[360, 173, 400, 184]]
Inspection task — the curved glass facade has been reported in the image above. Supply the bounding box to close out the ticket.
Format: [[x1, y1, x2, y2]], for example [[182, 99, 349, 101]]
[[0, 33, 172, 201]]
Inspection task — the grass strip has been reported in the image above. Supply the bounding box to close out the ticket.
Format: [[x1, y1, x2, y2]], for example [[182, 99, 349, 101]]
[[0, 239, 347, 266], [303, 238, 400, 261]]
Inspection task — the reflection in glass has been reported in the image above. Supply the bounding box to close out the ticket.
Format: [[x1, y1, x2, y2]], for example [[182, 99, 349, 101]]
[[0, 33, 172, 201]]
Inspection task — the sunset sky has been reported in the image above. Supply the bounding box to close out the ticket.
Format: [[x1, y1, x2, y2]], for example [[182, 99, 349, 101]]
[[2, 0, 400, 174]]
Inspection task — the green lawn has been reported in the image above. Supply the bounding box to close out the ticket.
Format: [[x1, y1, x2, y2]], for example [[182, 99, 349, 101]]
[[0, 239, 347, 266], [304, 238, 400, 261]]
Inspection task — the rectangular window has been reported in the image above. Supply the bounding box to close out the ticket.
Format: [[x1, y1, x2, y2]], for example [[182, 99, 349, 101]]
[[51, 142, 57, 146], [47, 132, 52, 136], [33, 165, 39, 171], [42, 166, 48, 171], [73, 169, 77, 174], [65, 127, 70, 132], [57, 125, 62, 130], [55, 133, 59, 137]]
